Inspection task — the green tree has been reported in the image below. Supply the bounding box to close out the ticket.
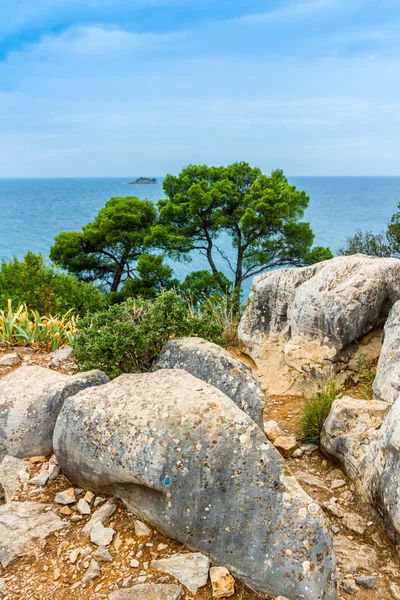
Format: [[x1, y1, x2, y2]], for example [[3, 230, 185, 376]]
[[338, 230, 392, 257], [50, 196, 167, 293], [154, 163, 332, 303]]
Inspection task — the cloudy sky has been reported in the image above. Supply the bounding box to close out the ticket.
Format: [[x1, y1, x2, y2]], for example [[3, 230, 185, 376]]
[[1, 0, 399, 176]]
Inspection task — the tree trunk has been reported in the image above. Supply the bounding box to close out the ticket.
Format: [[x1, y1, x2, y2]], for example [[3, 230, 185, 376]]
[[204, 229, 218, 274], [110, 260, 125, 292], [233, 249, 243, 313]]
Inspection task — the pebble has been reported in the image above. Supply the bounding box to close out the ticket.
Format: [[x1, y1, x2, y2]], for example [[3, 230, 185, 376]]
[[28, 470, 49, 487], [273, 436, 299, 458], [292, 448, 303, 458], [94, 547, 113, 562], [135, 520, 152, 538], [342, 579, 358, 594], [210, 566, 235, 598], [77, 498, 91, 515], [55, 487, 76, 505], [331, 479, 346, 490], [84, 491, 95, 503], [130, 559, 140, 568], [354, 576, 376, 589], [264, 420, 282, 442], [90, 522, 115, 546], [60, 506, 73, 516], [0, 353, 21, 367], [70, 548, 81, 564], [82, 559, 100, 584]]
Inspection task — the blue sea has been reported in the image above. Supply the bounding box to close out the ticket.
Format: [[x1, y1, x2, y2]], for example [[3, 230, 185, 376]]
[[1, 176, 399, 296]]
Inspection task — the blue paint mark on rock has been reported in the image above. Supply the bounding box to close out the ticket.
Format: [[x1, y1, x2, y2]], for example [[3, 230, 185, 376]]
[[165, 477, 171, 486]]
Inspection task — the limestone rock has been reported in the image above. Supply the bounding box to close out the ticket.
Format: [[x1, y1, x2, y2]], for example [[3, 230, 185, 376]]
[[82, 559, 100, 583], [273, 435, 299, 458], [320, 396, 388, 483], [77, 498, 91, 515], [90, 522, 114, 546], [334, 535, 377, 573], [0, 365, 108, 459], [28, 469, 49, 487], [134, 520, 151, 538], [354, 576, 376, 589], [0, 353, 21, 367], [152, 553, 209, 593], [55, 487, 76, 505], [152, 337, 265, 428], [342, 579, 358, 595], [0, 502, 66, 566], [50, 346, 73, 368], [0, 455, 31, 502], [293, 471, 330, 493], [108, 584, 183, 600], [94, 546, 113, 562], [210, 566, 235, 598], [53, 369, 337, 599], [82, 499, 117, 535], [374, 300, 400, 404], [390, 582, 400, 599], [239, 255, 400, 374], [264, 420, 281, 442]]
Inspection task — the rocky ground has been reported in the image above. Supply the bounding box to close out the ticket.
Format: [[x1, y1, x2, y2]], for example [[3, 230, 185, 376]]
[[0, 346, 400, 599]]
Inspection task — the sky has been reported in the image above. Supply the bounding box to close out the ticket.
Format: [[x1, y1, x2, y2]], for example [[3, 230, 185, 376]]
[[1, 0, 400, 177]]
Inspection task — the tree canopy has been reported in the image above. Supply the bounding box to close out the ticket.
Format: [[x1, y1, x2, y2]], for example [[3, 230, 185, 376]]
[[50, 196, 167, 292], [154, 162, 332, 299]]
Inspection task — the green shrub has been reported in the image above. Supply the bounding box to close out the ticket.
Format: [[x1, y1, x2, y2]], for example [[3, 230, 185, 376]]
[[0, 252, 105, 315], [300, 379, 340, 445], [72, 289, 225, 378]]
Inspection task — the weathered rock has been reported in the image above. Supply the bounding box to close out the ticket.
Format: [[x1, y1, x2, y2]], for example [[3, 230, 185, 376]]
[[54, 369, 337, 599], [342, 579, 358, 595], [293, 471, 330, 493], [50, 346, 73, 368], [77, 498, 91, 515], [342, 512, 367, 536], [0, 365, 108, 459], [320, 396, 388, 483], [28, 469, 49, 487], [0, 455, 31, 502], [239, 255, 400, 378], [90, 522, 114, 546], [152, 553, 209, 593], [390, 582, 400, 599], [334, 535, 377, 573], [82, 499, 117, 535], [55, 487, 76, 505], [0, 353, 21, 367], [0, 502, 66, 566], [273, 435, 299, 457], [374, 300, 400, 404], [94, 546, 113, 562], [264, 419, 282, 442], [134, 520, 151, 538], [354, 576, 376, 589], [152, 337, 265, 428], [210, 566, 235, 598], [108, 584, 183, 600], [82, 558, 100, 583]]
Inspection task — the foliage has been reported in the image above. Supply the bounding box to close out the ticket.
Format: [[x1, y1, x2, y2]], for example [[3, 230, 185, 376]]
[[300, 379, 340, 444], [0, 301, 76, 351], [153, 163, 332, 303], [50, 196, 167, 292], [338, 230, 393, 257], [0, 252, 104, 315], [180, 270, 231, 303], [188, 291, 242, 345], [72, 289, 225, 378], [352, 350, 376, 400]]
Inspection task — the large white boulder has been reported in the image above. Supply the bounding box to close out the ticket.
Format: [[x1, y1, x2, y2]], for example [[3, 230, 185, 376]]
[[152, 337, 265, 428], [0, 365, 109, 459], [239, 255, 400, 378], [53, 369, 336, 600]]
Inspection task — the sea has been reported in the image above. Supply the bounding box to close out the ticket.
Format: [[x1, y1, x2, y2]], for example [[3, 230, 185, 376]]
[[1, 176, 399, 297]]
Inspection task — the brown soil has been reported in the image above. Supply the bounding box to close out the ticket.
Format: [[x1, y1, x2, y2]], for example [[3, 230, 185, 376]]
[[0, 346, 399, 599]]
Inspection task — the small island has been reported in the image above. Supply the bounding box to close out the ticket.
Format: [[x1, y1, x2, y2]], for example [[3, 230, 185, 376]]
[[128, 177, 157, 184]]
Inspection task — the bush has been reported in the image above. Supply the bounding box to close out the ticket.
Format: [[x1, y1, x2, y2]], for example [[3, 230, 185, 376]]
[[0, 252, 105, 315], [300, 379, 340, 444], [338, 230, 392, 257], [0, 301, 76, 351], [72, 289, 226, 378]]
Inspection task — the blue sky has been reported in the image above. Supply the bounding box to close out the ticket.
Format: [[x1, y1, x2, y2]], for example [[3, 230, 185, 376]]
[[1, 0, 400, 176]]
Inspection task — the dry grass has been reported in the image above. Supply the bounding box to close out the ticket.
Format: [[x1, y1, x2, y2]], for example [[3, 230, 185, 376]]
[[0, 300, 76, 351]]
